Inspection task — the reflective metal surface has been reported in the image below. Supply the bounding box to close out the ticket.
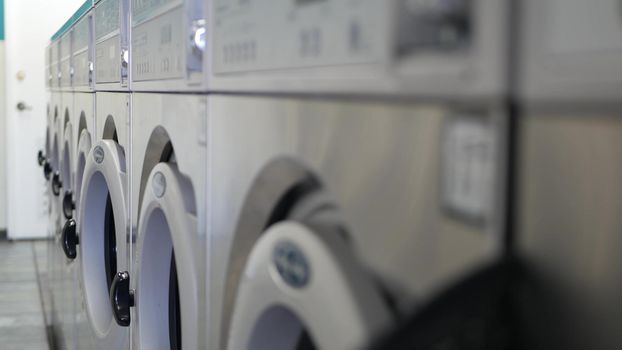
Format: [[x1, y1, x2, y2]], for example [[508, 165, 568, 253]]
[[206, 95, 507, 349], [517, 111, 622, 350]]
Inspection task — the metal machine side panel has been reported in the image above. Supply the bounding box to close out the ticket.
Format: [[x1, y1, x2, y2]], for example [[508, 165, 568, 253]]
[[206, 95, 505, 349], [517, 112, 622, 350]]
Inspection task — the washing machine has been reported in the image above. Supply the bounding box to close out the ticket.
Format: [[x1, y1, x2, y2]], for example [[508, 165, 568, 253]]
[[71, 0, 131, 349], [38, 42, 56, 338], [57, 25, 78, 350], [75, 91, 130, 350], [130, 0, 207, 91], [40, 41, 54, 235], [48, 39, 63, 202], [109, 1, 208, 349], [42, 38, 60, 348], [120, 93, 207, 350], [514, 1, 622, 349], [57, 3, 98, 350], [205, 96, 507, 350], [44, 32, 67, 349], [205, 1, 511, 349]]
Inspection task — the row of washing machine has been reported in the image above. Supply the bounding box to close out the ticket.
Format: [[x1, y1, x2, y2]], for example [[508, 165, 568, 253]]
[[39, 0, 622, 349]]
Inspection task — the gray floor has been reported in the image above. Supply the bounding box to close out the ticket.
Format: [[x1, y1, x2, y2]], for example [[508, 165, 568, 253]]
[[0, 240, 50, 350]]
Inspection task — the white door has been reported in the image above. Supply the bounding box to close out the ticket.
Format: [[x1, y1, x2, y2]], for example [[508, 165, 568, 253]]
[[4, 0, 84, 239]]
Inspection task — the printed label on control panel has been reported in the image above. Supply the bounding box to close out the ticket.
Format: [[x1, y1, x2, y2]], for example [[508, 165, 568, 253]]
[[96, 36, 121, 83], [60, 34, 72, 60], [51, 42, 60, 87], [213, 0, 385, 74], [74, 16, 90, 53], [45, 47, 52, 87], [132, 0, 182, 24], [73, 51, 90, 87], [132, 6, 184, 81], [441, 115, 496, 224], [61, 58, 72, 87], [95, 0, 120, 40]]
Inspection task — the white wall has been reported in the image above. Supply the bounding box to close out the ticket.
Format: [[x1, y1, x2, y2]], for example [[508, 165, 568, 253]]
[[3, 0, 85, 239]]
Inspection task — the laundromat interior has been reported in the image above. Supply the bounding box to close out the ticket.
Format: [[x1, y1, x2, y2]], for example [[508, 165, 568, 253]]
[[0, 0, 621, 349]]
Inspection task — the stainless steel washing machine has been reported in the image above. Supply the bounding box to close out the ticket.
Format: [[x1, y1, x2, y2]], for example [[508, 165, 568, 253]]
[[116, 1, 208, 349], [57, 3, 98, 349], [71, 0, 131, 348], [57, 25, 78, 350], [76, 91, 130, 350], [206, 96, 507, 350], [126, 92, 207, 350], [206, 1, 511, 349]]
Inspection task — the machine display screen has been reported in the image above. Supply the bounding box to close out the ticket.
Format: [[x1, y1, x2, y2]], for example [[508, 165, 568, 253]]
[[95, 0, 120, 40], [133, 0, 181, 24], [296, 0, 326, 5]]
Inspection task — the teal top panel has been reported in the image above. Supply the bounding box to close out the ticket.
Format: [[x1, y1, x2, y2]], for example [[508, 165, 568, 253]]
[[0, 0, 4, 40], [51, 0, 92, 41]]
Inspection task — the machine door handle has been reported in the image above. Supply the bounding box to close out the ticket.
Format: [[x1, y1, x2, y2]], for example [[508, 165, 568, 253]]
[[62, 191, 75, 219], [37, 150, 45, 166], [16, 102, 32, 111], [51, 171, 62, 196], [61, 219, 79, 260], [110, 271, 134, 327], [43, 160, 52, 181]]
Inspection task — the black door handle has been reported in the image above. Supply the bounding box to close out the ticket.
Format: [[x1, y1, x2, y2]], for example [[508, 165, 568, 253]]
[[37, 150, 45, 166], [62, 191, 75, 219], [110, 271, 134, 327], [61, 218, 79, 260], [43, 160, 52, 180], [52, 171, 62, 196]]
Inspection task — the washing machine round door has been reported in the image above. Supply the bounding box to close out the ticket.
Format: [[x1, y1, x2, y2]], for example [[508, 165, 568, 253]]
[[51, 116, 63, 196], [51, 131, 60, 191], [60, 123, 73, 219], [60, 129, 92, 260], [133, 162, 199, 350], [77, 139, 128, 348], [227, 221, 391, 350], [74, 129, 92, 220]]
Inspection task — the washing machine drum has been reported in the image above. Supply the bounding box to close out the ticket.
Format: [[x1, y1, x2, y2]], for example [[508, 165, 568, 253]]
[[135, 162, 199, 350], [77, 139, 128, 348], [227, 222, 392, 350]]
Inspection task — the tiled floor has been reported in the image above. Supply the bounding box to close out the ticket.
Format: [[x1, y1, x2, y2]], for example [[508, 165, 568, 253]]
[[0, 240, 50, 350]]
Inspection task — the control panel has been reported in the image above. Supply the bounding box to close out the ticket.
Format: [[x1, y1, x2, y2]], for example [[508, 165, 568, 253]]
[[51, 41, 61, 88], [132, 0, 185, 81], [209, 0, 506, 99], [213, 0, 473, 72], [60, 31, 73, 88], [73, 12, 94, 88], [395, 0, 472, 57], [131, 0, 205, 85], [45, 45, 52, 89], [95, 0, 130, 86], [213, 0, 386, 74]]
